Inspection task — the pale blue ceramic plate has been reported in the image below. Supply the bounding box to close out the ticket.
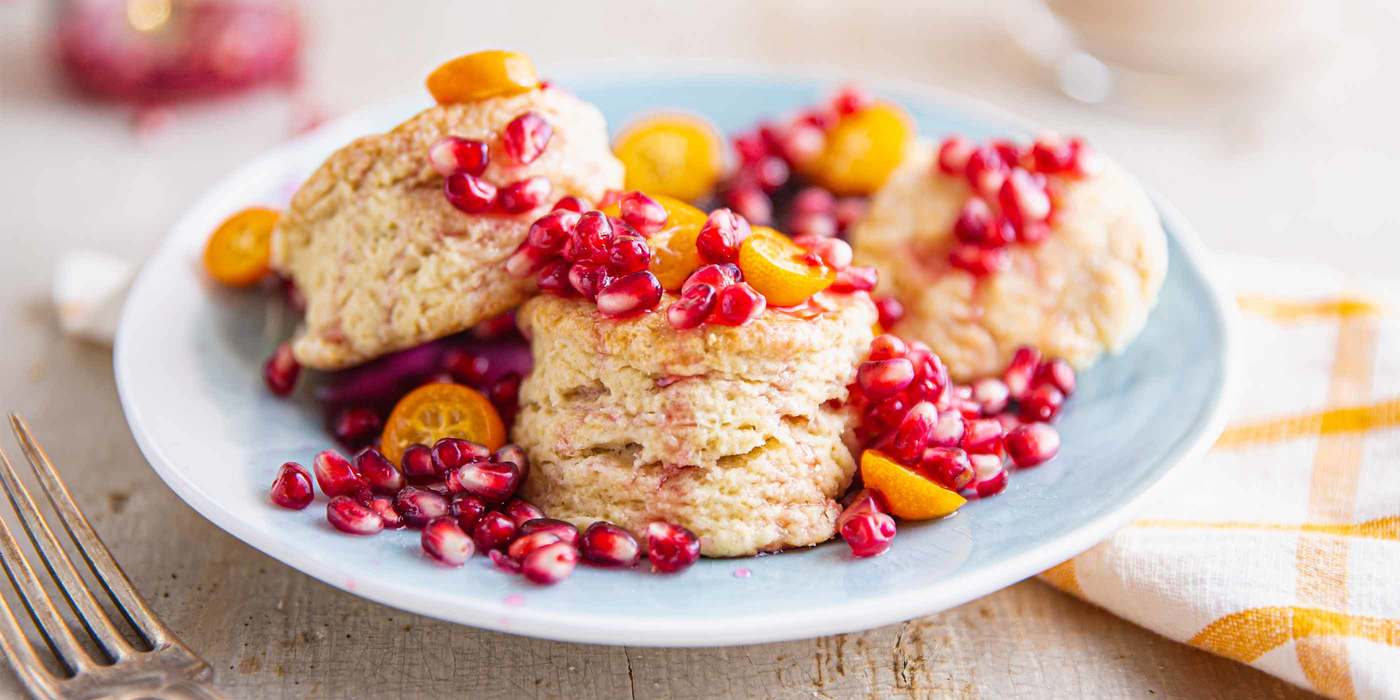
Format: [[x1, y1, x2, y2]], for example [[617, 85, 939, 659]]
[[115, 67, 1235, 646]]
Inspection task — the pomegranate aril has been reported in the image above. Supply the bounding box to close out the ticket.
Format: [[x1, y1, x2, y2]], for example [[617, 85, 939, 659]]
[[1003, 346, 1042, 400], [313, 450, 364, 498], [971, 378, 1010, 415], [792, 187, 836, 216], [646, 521, 700, 573], [831, 83, 874, 115], [616, 191, 667, 235], [841, 511, 896, 558], [930, 409, 966, 448], [829, 266, 878, 293], [725, 185, 773, 226], [868, 334, 907, 361], [973, 466, 1009, 498], [794, 236, 852, 270], [497, 176, 552, 214], [472, 511, 517, 551], [565, 211, 613, 261], [952, 198, 994, 245], [682, 263, 741, 293], [733, 131, 769, 164], [507, 531, 563, 561], [789, 211, 837, 239], [431, 437, 489, 475], [965, 145, 1008, 197], [263, 342, 300, 396], [1031, 133, 1074, 173], [862, 394, 911, 438], [580, 521, 641, 567], [370, 496, 405, 529], [505, 243, 551, 278], [667, 283, 717, 330], [937, 135, 976, 175], [526, 210, 579, 253], [552, 195, 586, 213], [1006, 423, 1061, 468], [710, 283, 766, 326], [1069, 138, 1102, 176], [400, 443, 437, 480], [1017, 220, 1051, 244], [596, 271, 663, 318], [961, 418, 1005, 456], [780, 122, 825, 165], [490, 372, 521, 410], [427, 136, 489, 177], [393, 486, 450, 528], [502, 111, 552, 166], [836, 488, 888, 532], [999, 167, 1051, 224], [422, 517, 475, 566], [452, 462, 520, 503], [948, 244, 1010, 276], [518, 518, 580, 547], [833, 198, 867, 233], [355, 448, 404, 494], [696, 209, 750, 264], [535, 259, 574, 297], [522, 542, 580, 585], [857, 358, 915, 399], [564, 261, 608, 299], [488, 548, 522, 574], [503, 498, 545, 527], [1032, 358, 1076, 396], [443, 172, 497, 213], [874, 297, 904, 329], [269, 462, 314, 510], [922, 447, 974, 491], [492, 444, 529, 482], [608, 235, 652, 275], [450, 494, 488, 531], [326, 496, 383, 535], [890, 401, 938, 464], [1019, 384, 1065, 423], [752, 156, 790, 192]]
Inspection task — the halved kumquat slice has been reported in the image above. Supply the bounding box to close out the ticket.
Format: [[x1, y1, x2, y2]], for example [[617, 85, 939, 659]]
[[426, 50, 539, 105], [737, 231, 835, 307], [381, 383, 506, 465], [803, 102, 912, 196], [612, 113, 726, 202], [860, 449, 966, 520], [202, 207, 279, 288]]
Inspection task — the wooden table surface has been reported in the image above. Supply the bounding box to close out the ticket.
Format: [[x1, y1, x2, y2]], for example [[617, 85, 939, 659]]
[[7, 0, 1394, 696]]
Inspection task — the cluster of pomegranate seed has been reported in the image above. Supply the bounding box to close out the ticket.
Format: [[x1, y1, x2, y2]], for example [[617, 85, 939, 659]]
[[934, 133, 1099, 276], [724, 87, 869, 235], [429, 111, 556, 217], [269, 441, 701, 583], [667, 261, 765, 330], [505, 194, 666, 319]]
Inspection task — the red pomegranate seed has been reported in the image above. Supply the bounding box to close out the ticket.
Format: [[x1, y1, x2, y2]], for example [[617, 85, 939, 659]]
[[1068, 138, 1102, 176], [862, 394, 910, 439], [522, 542, 580, 585], [961, 417, 1005, 456], [394, 486, 449, 528], [552, 195, 586, 213], [780, 122, 825, 165], [937, 136, 976, 175], [428, 136, 489, 176], [829, 266, 878, 293], [508, 531, 563, 561], [532, 259, 572, 297], [450, 494, 488, 531], [949, 244, 1010, 276], [502, 111, 552, 166], [857, 358, 915, 399], [488, 548, 522, 574], [973, 464, 1009, 498], [313, 450, 364, 498], [490, 372, 521, 409], [930, 409, 966, 448], [646, 521, 700, 573], [504, 243, 550, 278], [890, 401, 938, 464], [1019, 384, 1065, 423], [1031, 133, 1074, 173], [733, 131, 769, 164], [711, 282, 766, 326], [953, 198, 994, 245], [964, 145, 1008, 197], [874, 297, 904, 329], [497, 176, 552, 214], [580, 521, 641, 567], [355, 448, 404, 494], [995, 412, 1022, 434], [432, 437, 489, 474], [596, 271, 663, 318], [452, 462, 520, 503], [442, 348, 491, 385], [526, 210, 579, 254], [752, 156, 790, 192], [683, 263, 741, 292], [492, 444, 528, 482], [472, 511, 517, 551], [563, 261, 607, 299], [841, 511, 896, 558], [922, 447, 974, 491], [503, 498, 545, 527], [564, 211, 613, 261], [263, 342, 300, 396], [369, 495, 405, 529], [868, 334, 907, 361], [990, 139, 1023, 165], [792, 187, 836, 216], [971, 378, 1010, 415], [789, 211, 838, 239], [422, 516, 475, 566], [400, 443, 437, 480], [1017, 220, 1051, 244], [831, 84, 874, 115], [833, 198, 867, 233], [795, 235, 852, 270], [608, 235, 652, 275], [618, 192, 668, 235], [443, 172, 497, 213], [1003, 346, 1042, 400], [724, 186, 772, 226], [1006, 423, 1061, 468], [999, 168, 1051, 225], [268, 462, 314, 510], [697, 208, 750, 264], [1032, 358, 1076, 396], [597, 189, 624, 208], [668, 283, 718, 330], [326, 496, 383, 535], [971, 452, 1004, 480], [518, 518, 580, 545], [835, 489, 887, 532]]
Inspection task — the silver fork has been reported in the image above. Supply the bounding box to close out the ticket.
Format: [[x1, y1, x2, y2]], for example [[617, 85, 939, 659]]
[[0, 414, 226, 699]]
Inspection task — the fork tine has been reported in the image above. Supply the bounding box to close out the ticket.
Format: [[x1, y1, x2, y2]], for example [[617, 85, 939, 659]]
[[10, 414, 172, 649], [0, 575, 61, 699], [0, 449, 92, 676], [0, 427, 136, 662]]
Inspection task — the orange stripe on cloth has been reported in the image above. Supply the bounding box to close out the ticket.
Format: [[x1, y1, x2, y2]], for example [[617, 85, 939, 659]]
[[1131, 516, 1400, 541], [1191, 607, 1400, 664], [1038, 559, 1083, 598], [1214, 397, 1400, 449], [1237, 295, 1382, 322]]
